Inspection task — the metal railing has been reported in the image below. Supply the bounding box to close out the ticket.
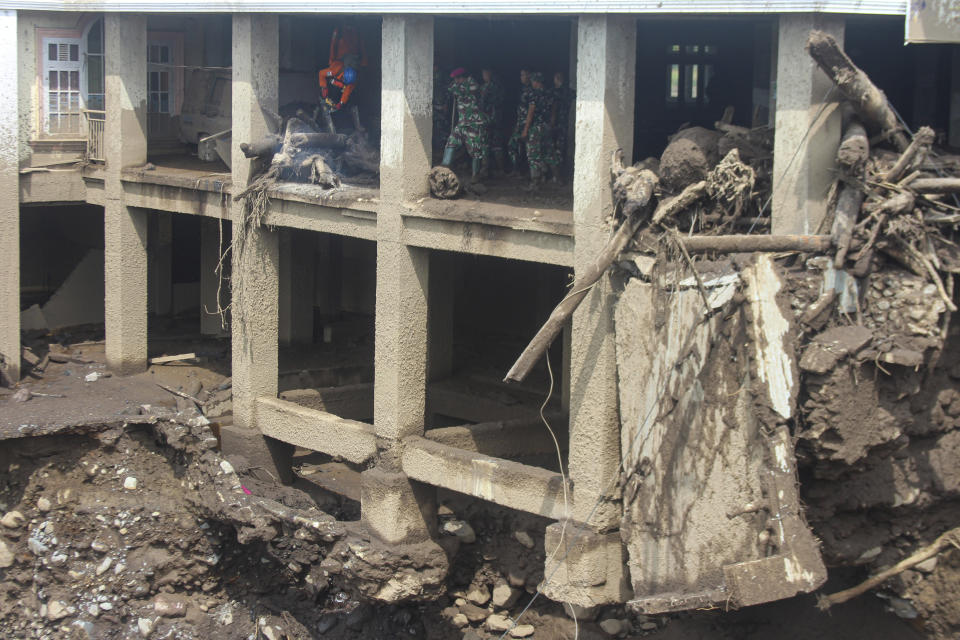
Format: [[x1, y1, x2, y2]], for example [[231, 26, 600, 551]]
[[84, 110, 106, 162]]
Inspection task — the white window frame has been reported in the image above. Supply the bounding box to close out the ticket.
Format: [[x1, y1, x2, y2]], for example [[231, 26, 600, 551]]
[[147, 40, 175, 116], [41, 36, 83, 135]]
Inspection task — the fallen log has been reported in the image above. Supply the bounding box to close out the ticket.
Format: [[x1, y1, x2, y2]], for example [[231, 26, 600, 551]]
[[505, 170, 658, 384], [883, 126, 935, 184], [287, 132, 348, 150], [239, 134, 282, 159], [806, 31, 909, 152], [652, 180, 707, 225], [679, 234, 832, 254], [832, 183, 866, 267], [910, 178, 960, 194], [836, 108, 869, 172]]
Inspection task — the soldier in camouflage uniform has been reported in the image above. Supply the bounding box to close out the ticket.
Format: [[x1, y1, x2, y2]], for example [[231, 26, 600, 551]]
[[520, 72, 557, 189], [551, 71, 575, 181], [442, 67, 489, 181], [506, 69, 533, 175], [480, 68, 505, 175]]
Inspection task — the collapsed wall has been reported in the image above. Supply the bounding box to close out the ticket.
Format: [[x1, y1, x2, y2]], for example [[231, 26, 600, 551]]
[[613, 247, 960, 637]]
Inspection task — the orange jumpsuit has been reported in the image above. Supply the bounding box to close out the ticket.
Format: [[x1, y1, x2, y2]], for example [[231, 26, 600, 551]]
[[318, 61, 356, 107], [318, 26, 367, 107]]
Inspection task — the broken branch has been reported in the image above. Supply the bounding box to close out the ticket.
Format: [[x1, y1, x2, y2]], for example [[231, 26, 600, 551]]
[[819, 526, 960, 609], [505, 170, 658, 384], [883, 126, 935, 184]]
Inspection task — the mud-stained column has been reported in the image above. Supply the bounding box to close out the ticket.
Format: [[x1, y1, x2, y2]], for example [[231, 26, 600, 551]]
[[0, 10, 18, 386], [149, 212, 173, 317], [279, 228, 316, 346], [544, 14, 635, 608], [367, 15, 437, 547], [200, 217, 228, 336], [223, 14, 291, 482], [772, 14, 844, 235], [104, 14, 148, 376]]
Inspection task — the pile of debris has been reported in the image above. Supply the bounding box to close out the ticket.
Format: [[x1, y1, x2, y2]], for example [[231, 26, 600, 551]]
[[238, 110, 380, 191]]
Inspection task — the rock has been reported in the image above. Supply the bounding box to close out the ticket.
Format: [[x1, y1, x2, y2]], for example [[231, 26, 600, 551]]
[[458, 602, 489, 623], [96, 557, 113, 575], [1, 510, 25, 528], [99, 602, 113, 611], [485, 614, 513, 632], [659, 126, 721, 191], [0, 540, 13, 568], [219, 460, 235, 475], [514, 531, 535, 549], [72, 620, 96, 638], [262, 626, 281, 640], [12, 388, 31, 402], [465, 583, 491, 606], [640, 621, 658, 631], [800, 325, 873, 374], [123, 477, 138, 490], [507, 570, 526, 588], [452, 613, 469, 628], [27, 537, 49, 556], [154, 593, 188, 618], [47, 600, 70, 621], [511, 625, 536, 638], [137, 617, 154, 637], [90, 539, 109, 553], [36, 497, 52, 512], [491, 583, 521, 609], [437, 504, 454, 517], [915, 557, 938, 573], [600, 619, 627, 636], [442, 519, 476, 544]]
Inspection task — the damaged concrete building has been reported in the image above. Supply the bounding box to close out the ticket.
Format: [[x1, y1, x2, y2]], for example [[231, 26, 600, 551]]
[[2, 0, 960, 636]]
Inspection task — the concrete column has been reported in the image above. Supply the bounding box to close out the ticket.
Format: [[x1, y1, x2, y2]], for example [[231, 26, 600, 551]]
[[200, 217, 228, 335], [772, 14, 844, 235], [367, 15, 436, 545], [0, 10, 18, 386], [104, 14, 148, 375], [279, 228, 316, 346], [222, 14, 291, 482], [149, 212, 173, 316], [544, 14, 636, 608]]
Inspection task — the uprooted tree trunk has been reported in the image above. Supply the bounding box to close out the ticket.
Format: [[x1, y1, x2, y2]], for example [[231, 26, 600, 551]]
[[806, 31, 909, 152], [504, 167, 659, 384]]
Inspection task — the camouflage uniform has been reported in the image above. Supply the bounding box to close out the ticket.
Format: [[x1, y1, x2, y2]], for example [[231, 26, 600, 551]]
[[445, 77, 489, 161], [480, 76, 505, 162], [525, 85, 557, 178], [507, 82, 534, 170], [551, 85, 575, 171]]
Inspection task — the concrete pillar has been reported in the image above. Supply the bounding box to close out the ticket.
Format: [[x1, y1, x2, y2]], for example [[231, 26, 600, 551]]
[[104, 14, 148, 375], [279, 228, 316, 346], [149, 212, 173, 316], [222, 14, 291, 482], [0, 10, 18, 386], [772, 14, 844, 235], [545, 14, 636, 608], [200, 217, 228, 335], [368, 15, 436, 544]]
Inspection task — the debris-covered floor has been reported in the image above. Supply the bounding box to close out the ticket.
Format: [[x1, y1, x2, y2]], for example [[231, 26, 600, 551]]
[[0, 327, 936, 639]]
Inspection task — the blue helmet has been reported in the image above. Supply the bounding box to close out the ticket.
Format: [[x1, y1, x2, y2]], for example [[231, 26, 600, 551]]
[[343, 67, 357, 85]]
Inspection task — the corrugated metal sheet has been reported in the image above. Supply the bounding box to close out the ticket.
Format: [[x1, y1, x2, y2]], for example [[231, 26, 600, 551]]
[[2, 0, 907, 15]]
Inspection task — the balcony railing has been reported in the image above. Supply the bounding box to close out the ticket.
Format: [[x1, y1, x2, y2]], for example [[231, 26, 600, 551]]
[[84, 110, 106, 162]]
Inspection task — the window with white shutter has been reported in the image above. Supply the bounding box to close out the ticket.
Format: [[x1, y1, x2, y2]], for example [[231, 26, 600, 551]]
[[42, 38, 83, 135]]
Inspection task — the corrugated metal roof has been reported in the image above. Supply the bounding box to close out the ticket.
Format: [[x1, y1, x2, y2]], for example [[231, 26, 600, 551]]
[[1, 0, 908, 15]]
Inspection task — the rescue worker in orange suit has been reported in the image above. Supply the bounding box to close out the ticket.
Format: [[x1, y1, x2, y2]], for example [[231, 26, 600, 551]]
[[318, 24, 367, 111]]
